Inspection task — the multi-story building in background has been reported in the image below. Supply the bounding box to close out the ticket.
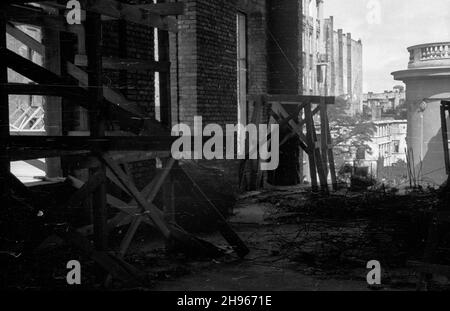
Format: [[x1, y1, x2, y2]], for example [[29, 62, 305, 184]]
[[323, 16, 363, 115], [354, 119, 408, 178], [302, 0, 326, 95], [302, 1, 363, 113], [362, 86, 406, 120]]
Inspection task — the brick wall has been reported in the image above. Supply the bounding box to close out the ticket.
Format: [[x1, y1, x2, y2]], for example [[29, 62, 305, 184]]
[[102, 19, 155, 120], [101, 1, 157, 187], [267, 0, 303, 95]]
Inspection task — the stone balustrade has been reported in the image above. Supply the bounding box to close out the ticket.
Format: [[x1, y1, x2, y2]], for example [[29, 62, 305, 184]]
[[408, 42, 450, 68]]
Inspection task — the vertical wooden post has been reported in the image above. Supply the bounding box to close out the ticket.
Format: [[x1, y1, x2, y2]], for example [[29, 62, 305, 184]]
[[42, 23, 62, 178], [319, 103, 329, 177], [157, 0, 172, 128], [163, 160, 176, 224], [86, 8, 107, 251], [305, 104, 318, 192], [441, 103, 449, 175], [325, 114, 338, 191], [311, 118, 328, 191], [0, 5, 10, 198]]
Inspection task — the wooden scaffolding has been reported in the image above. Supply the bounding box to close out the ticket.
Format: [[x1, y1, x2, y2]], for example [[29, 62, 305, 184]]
[[0, 0, 248, 286], [243, 94, 337, 192]]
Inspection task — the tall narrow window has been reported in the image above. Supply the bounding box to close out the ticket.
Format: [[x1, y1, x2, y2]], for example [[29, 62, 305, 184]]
[[237, 13, 247, 154]]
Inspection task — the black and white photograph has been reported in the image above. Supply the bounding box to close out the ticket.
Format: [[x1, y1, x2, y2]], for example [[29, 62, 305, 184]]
[[0, 0, 450, 298]]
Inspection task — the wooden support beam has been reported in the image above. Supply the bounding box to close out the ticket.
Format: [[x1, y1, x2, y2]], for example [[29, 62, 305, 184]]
[[42, 19, 63, 178], [67, 61, 169, 135], [101, 155, 222, 258], [66, 171, 106, 208], [248, 94, 335, 105], [305, 104, 318, 192], [4, 136, 176, 161], [4, 83, 87, 99], [6, 4, 83, 33], [325, 114, 338, 191], [157, 2, 172, 128], [87, 0, 178, 32], [272, 102, 308, 148], [132, 3, 185, 16], [74, 54, 170, 72], [320, 104, 329, 181], [101, 154, 171, 239], [3, 48, 74, 85], [63, 151, 171, 170], [86, 10, 108, 251], [0, 6, 11, 198], [441, 102, 450, 175], [310, 118, 328, 192], [1, 50, 164, 135], [118, 216, 142, 257], [6, 23, 45, 55]]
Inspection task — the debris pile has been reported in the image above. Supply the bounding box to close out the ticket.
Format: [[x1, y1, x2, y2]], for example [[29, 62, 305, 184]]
[[256, 188, 440, 270]]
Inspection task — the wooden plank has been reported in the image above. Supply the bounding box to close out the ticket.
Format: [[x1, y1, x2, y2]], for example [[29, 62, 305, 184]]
[[66, 62, 151, 120], [325, 115, 338, 191], [74, 54, 169, 72], [272, 102, 308, 148], [3, 52, 170, 136], [101, 154, 171, 239], [5, 136, 175, 152], [132, 3, 185, 16], [441, 103, 450, 175], [163, 172, 175, 223], [6, 4, 82, 33], [304, 104, 319, 192], [42, 20, 62, 178], [63, 151, 171, 170], [86, 10, 108, 251], [0, 6, 11, 197], [320, 104, 329, 182], [5, 83, 87, 99], [311, 117, 328, 192], [3, 48, 71, 85], [88, 0, 178, 32], [107, 168, 131, 196], [5, 136, 178, 163], [118, 216, 142, 257], [67, 171, 106, 208], [6, 23, 45, 55], [141, 158, 175, 203], [10, 150, 88, 162], [247, 94, 334, 105]]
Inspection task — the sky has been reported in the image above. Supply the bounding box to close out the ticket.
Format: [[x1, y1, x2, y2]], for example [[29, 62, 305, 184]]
[[324, 0, 450, 93]]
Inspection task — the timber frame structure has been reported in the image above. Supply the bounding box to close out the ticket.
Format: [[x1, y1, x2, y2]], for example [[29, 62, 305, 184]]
[[0, 0, 248, 286], [244, 94, 337, 192]]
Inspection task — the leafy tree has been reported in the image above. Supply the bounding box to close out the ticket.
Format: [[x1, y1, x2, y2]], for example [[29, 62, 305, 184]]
[[328, 96, 376, 169]]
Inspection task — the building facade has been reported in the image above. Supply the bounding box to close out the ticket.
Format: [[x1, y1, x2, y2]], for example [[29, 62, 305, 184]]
[[352, 120, 407, 179], [392, 42, 450, 186], [362, 86, 406, 120], [323, 17, 363, 115]]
